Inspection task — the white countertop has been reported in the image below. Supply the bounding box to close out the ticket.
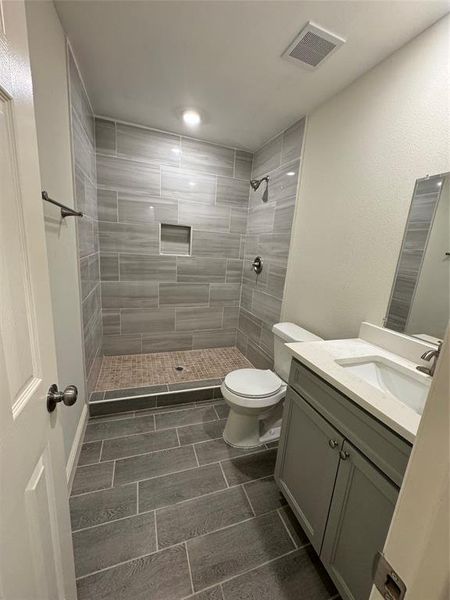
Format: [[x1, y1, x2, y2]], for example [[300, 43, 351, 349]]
[[286, 337, 430, 443]]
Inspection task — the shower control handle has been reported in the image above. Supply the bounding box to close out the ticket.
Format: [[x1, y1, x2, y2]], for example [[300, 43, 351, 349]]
[[252, 256, 263, 274]]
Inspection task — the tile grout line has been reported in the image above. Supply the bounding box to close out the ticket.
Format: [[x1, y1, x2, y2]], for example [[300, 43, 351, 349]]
[[184, 542, 195, 596], [192, 444, 200, 468], [98, 440, 105, 463], [72, 507, 155, 534], [153, 510, 159, 551], [277, 507, 299, 549], [86, 425, 157, 445], [213, 404, 224, 420], [181, 582, 225, 600], [111, 459, 116, 488], [240, 484, 256, 517], [89, 411, 136, 423], [156, 416, 220, 435], [102, 442, 181, 464], [75, 548, 165, 582], [218, 461, 229, 487]]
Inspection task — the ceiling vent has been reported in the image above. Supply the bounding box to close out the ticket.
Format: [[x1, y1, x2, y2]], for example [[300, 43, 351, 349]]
[[283, 22, 345, 69]]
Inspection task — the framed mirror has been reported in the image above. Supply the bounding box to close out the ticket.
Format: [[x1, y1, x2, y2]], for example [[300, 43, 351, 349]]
[[385, 172, 449, 343]]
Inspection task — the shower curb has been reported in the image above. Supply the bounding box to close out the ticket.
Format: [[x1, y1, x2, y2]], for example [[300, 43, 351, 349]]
[[89, 384, 223, 417]]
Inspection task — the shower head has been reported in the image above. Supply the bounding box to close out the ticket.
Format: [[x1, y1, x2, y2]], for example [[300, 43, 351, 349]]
[[250, 176, 269, 191]]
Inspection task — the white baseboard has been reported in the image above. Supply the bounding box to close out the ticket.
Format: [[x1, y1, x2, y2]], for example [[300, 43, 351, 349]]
[[66, 402, 88, 492]]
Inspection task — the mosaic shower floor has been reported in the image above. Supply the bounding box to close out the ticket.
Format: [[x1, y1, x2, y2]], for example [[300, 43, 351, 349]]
[[95, 346, 252, 392]]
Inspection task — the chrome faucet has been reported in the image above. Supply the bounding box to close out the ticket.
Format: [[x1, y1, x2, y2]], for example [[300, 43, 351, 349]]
[[416, 342, 442, 377]]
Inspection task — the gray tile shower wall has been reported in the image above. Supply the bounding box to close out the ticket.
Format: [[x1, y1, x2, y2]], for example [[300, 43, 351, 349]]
[[237, 118, 306, 368], [96, 117, 253, 354], [68, 48, 102, 394]]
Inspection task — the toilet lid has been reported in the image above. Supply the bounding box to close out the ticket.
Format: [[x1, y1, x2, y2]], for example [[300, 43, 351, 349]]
[[224, 369, 283, 398]]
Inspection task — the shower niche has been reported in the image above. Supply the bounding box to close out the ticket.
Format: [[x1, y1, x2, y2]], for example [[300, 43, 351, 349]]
[[160, 223, 191, 256]]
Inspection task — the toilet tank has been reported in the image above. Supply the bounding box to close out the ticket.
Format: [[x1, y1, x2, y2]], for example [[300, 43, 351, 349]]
[[272, 322, 322, 382]]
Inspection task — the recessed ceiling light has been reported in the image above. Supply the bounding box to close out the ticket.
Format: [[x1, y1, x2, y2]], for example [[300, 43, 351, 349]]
[[172, 147, 181, 155], [189, 181, 196, 187], [286, 171, 296, 176], [183, 109, 201, 127]]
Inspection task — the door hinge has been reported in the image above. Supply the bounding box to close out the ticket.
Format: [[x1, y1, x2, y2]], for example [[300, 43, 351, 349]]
[[373, 552, 407, 600]]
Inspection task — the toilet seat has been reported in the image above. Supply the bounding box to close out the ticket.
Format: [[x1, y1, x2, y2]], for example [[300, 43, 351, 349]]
[[222, 369, 286, 408], [224, 368, 283, 398]]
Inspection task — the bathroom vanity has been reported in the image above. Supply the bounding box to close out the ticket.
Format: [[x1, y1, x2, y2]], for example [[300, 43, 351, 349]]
[[275, 325, 433, 600]]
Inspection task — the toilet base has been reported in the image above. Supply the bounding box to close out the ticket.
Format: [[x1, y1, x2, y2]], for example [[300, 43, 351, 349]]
[[223, 409, 262, 449], [223, 403, 283, 449]]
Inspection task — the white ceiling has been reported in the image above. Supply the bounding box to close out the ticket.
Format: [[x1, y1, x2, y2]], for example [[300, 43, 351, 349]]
[[55, 1, 449, 151]]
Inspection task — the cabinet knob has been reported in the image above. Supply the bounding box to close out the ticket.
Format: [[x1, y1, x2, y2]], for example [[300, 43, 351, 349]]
[[340, 450, 350, 460], [328, 439, 339, 449]]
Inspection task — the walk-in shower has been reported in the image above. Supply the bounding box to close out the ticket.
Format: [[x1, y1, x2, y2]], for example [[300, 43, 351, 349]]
[[69, 57, 306, 415]]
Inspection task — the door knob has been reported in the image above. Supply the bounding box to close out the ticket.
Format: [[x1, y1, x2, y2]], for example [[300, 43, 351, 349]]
[[252, 256, 263, 274], [339, 450, 350, 460], [47, 384, 78, 413], [328, 439, 339, 449]]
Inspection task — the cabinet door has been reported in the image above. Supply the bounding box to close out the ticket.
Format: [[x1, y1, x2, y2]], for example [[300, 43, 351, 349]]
[[275, 388, 344, 553], [321, 441, 398, 600]]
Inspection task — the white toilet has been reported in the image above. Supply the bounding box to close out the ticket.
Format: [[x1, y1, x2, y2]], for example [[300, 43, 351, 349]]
[[222, 322, 322, 448]]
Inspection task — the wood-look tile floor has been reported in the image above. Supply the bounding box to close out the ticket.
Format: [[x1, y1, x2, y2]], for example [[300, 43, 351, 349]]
[[71, 397, 339, 600], [95, 347, 252, 391]]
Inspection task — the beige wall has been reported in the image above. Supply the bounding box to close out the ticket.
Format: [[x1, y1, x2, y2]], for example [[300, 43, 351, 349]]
[[283, 16, 450, 340], [26, 0, 87, 470]]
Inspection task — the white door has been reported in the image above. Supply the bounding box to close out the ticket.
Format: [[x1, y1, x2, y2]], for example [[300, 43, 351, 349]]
[[0, 1, 77, 598]]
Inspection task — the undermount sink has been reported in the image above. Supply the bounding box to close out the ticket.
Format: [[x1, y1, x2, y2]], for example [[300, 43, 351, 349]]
[[335, 356, 431, 415]]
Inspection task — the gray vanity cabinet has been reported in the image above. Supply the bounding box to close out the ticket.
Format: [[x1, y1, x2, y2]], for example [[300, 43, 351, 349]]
[[275, 359, 411, 600], [275, 388, 344, 553], [321, 441, 398, 600]]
